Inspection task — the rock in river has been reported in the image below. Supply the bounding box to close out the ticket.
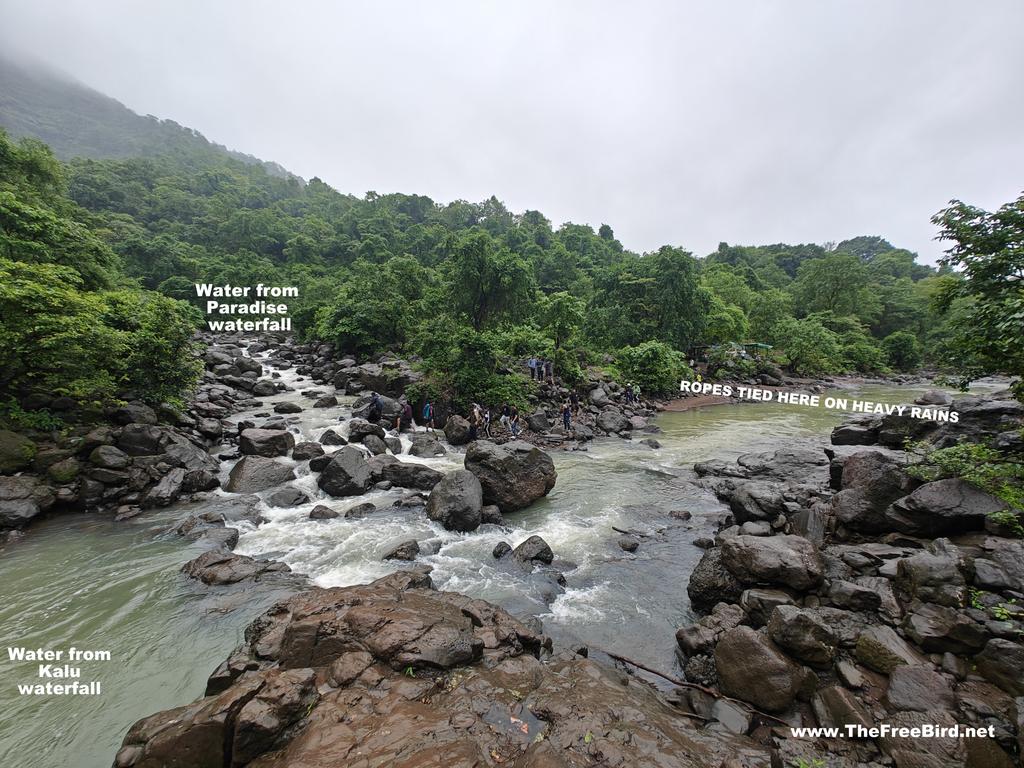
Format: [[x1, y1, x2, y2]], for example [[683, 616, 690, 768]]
[[425, 469, 483, 532], [317, 446, 373, 496], [464, 440, 556, 513], [239, 428, 295, 457], [720, 534, 824, 591], [226, 456, 296, 493]]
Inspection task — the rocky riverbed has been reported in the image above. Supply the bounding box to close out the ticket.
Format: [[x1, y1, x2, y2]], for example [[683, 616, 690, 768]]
[[1, 335, 1021, 767]]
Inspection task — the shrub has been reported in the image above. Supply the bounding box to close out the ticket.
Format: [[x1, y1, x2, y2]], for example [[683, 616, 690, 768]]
[[615, 341, 692, 395], [883, 331, 922, 371]]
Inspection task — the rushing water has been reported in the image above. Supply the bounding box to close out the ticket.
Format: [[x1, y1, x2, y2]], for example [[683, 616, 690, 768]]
[[0, 367, 1005, 768]]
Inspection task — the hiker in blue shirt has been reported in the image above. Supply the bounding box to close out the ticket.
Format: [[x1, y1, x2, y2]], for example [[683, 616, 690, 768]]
[[422, 399, 435, 434]]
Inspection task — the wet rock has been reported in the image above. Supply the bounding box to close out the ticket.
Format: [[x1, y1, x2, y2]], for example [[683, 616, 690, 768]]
[[688, 547, 745, 611], [361, 434, 389, 456], [443, 414, 471, 445], [0, 429, 37, 474], [902, 603, 989, 655], [883, 478, 1006, 536], [828, 579, 882, 612], [855, 625, 926, 673], [0, 476, 54, 528], [464, 440, 556, 513], [181, 549, 292, 585], [974, 639, 1024, 696], [639, 437, 661, 449], [313, 395, 338, 408], [916, 389, 954, 406], [240, 428, 296, 458], [347, 418, 386, 443], [251, 380, 277, 397], [618, 536, 639, 552], [676, 603, 744, 657], [408, 434, 446, 458], [382, 539, 420, 561], [596, 409, 630, 434], [714, 626, 802, 713], [895, 539, 969, 608], [291, 442, 324, 461], [724, 481, 785, 523], [309, 505, 339, 520], [273, 402, 303, 414], [266, 487, 309, 508], [318, 429, 347, 446], [142, 467, 186, 507], [425, 470, 483, 532], [527, 410, 550, 432], [89, 444, 131, 470], [830, 423, 878, 446], [492, 541, 512, 559], [344, 502, 376, 519], [720, 534, 824, 591], [226, 456, 296, 493], [117, 424, 163, 456], [369, 455, 443, 490], [885, 665, 955, 712], [767, 605, 837, 668], [828, 451, 919, 533], [811, 685, 873, 730], [877, 709, 1016, 768], [480, 505, 504, 526], [112, 401, 157, 425], [513, 535, 554, 564], [317, 446, 372, 496], [739, 588, 795, 627]]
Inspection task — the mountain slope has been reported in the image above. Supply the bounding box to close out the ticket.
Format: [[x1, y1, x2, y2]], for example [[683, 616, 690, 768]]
[[0, 54, 294, 178]]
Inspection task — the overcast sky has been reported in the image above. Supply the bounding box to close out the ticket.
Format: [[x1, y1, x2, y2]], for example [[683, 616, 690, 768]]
[[3, 0, 1023, 262]]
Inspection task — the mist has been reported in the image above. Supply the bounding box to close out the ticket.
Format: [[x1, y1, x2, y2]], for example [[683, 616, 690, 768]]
[[3, 0, 1022, 261]]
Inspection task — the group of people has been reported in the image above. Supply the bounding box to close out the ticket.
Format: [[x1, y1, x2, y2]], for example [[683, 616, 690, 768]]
[[527, 356, 554, 383], [623, 382, 642, 403]]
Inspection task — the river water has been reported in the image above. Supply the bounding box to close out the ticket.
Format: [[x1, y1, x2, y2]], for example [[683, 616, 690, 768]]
[[0, 367, 1003, 768]]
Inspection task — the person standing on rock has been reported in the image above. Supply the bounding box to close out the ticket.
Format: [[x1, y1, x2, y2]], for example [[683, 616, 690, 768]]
[[468, 406, 480, 442], [528, 356, 538, 380], [632, 382, 641, 402], [422, 399, 436, 434], [499, 402, 511, 431], [396, 399, 413, 432], [561, 400, 572, 431], [369, 392, 383, 423], [482, 407, 492, 438]]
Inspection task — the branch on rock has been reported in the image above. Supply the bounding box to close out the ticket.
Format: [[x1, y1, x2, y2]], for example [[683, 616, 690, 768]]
[[596, 647, 789, 726]]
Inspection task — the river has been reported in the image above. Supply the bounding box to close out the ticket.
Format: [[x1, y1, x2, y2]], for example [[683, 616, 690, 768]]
[[0, 368, 1003, 768]]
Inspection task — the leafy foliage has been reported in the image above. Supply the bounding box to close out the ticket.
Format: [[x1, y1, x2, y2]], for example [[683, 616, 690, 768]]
[[614, 341, 692, 395]]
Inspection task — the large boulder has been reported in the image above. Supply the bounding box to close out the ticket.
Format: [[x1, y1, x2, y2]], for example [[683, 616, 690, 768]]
[[116, 574, 762, 768], [89, 445, 130, 470], [596, 409, 630, 434], [443, 415, 471, 446], [369, 455, 443, 490], [724, 481, 785, 523], [882, 478, 1006, 536], [855, 625, 926, 674], [181, 550, 292, 586], [0, 429, 36, 474], [464, 440, 556, 513], [239, 428, 296, 457], [885, 665, 955, 713], [317, 446, 373, 496], [408, 434, 446, 458], [974, 639, 1024, 697], [512, 535, 554, 564], [828, 451, 919, 533], [0, 476, 54, 529], [714, 626, 803, 713], [346, 418, 386, 443], [226, 456, 296, 493], [425, 470, 483, 532], [720, 534, 824, 591], [687, 547, 744, 612], [902, 603, 989, 655], [767, 605, 837, 668]]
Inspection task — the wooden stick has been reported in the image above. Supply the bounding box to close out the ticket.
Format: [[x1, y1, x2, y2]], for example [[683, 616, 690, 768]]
[[594, 647, 789, 726]]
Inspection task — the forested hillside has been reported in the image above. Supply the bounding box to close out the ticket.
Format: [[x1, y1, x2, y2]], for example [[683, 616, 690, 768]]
[[1, 119, 1020, 415], [0, 55, 293, 178]]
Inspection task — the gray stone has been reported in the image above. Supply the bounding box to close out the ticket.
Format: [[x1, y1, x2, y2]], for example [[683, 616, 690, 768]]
[[425, 470, 483, 532]]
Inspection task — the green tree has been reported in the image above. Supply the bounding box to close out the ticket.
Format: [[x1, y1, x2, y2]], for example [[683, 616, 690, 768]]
[[882, 331, 922, 372], [542, 291, 585, 349], [446, 230, 535, 330]]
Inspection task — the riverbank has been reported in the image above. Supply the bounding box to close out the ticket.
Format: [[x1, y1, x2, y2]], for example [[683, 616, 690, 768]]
[[2, 336, 1021, 767]]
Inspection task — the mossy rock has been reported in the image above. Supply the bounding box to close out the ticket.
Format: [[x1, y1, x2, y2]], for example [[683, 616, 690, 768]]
[[0, 429, 37, 474], [47, 457, 81, 484]]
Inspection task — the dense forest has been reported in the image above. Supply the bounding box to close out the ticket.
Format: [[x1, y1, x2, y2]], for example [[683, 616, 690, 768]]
[[1, 124, 1021, 418]]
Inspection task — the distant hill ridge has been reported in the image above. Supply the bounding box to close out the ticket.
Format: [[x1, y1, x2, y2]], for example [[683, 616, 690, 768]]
[[0, 53, 296, 179]]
